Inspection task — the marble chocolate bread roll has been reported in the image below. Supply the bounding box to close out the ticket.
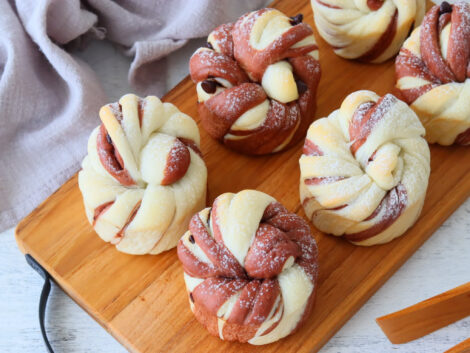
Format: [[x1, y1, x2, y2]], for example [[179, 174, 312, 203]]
[[299, 90, 430, 246], [177, 190, 319, 344], [189, 8, 321, 155], [312, 0, 425, 63], [79, 94, 207, 255], [395, 1, 470, 145]]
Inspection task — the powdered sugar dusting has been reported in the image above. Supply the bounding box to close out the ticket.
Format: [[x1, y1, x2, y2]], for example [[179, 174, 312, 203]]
[[300, 90, 430, 244], [177, 192, 319, 338], [189, 8, 321, 154]]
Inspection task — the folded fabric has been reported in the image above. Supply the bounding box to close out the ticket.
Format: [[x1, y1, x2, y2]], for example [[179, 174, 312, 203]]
[[0, 0, 265, 230]]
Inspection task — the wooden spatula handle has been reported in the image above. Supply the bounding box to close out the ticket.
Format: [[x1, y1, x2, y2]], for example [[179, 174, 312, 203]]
[[376, 282, 470, 344], [445, 337, 470, 353]]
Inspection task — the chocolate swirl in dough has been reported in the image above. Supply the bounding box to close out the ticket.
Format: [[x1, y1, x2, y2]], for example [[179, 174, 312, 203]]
[[79, 94, 207, 255], [177, 190, 319, 344], [312, 0, 425, 63], [299, 90, 430, 246], [395, 1, 470, 145], [189, 8, 321, 155]]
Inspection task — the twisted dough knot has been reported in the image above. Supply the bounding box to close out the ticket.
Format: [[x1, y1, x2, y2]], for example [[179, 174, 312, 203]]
[[395, 1, 470, 145], [79, 94, 207, 255], [189, 8, 321, 155], [312, 0, 425, 63], [300, 91, 430, 246], [177, 190, 318, 345]]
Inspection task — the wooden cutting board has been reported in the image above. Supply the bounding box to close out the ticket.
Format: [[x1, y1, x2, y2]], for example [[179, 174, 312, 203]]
[[15, 1, 470, 352]]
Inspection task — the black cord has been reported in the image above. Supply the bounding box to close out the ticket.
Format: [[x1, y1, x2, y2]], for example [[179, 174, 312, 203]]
[[25, 254, 55, 353]]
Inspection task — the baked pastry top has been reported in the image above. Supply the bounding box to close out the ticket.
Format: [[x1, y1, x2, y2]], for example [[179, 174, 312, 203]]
[[190, 8, 321, 155], [312, 0, 425, 63], [177, 190, 319, 344], [300, 90, 430, 246], [79, 94, 207, 255], [395, 1, 470, 145]]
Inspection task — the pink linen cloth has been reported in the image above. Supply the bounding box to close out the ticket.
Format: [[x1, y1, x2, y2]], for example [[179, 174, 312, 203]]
[[0, 0, 265, 229]]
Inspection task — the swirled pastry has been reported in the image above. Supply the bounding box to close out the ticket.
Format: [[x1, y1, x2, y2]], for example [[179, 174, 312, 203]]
[[312, 0, 425, 63], [395, 1, 470, 145], [79, 94, 207, 255], [189, 8, 321, 155], [299, 90, 430, 246], [177, 190, 318, 344]]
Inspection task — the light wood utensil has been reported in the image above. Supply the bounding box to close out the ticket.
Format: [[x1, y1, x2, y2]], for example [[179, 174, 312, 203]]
[[376, 282, 470, 344], [445, 337, 470, 353]]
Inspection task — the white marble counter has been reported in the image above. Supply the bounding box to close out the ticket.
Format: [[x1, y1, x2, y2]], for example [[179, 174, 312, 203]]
[[1, 17, 469, 353]]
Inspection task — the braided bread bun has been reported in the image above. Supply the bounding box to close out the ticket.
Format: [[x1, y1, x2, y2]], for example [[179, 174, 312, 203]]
[[395, 1, 470, 145], [78, 94, 207, 255], [177, 190, 318, 344], [311, 0, 425, 63], [189, 8, 321, 155], [299, 90, 430, 246]]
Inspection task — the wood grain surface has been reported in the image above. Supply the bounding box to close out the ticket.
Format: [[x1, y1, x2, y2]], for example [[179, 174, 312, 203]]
[[14, 0, 470, 352]]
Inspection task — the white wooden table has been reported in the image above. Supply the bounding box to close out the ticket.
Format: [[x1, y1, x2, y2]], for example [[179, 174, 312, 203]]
[[1, 20, 469, 353]]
